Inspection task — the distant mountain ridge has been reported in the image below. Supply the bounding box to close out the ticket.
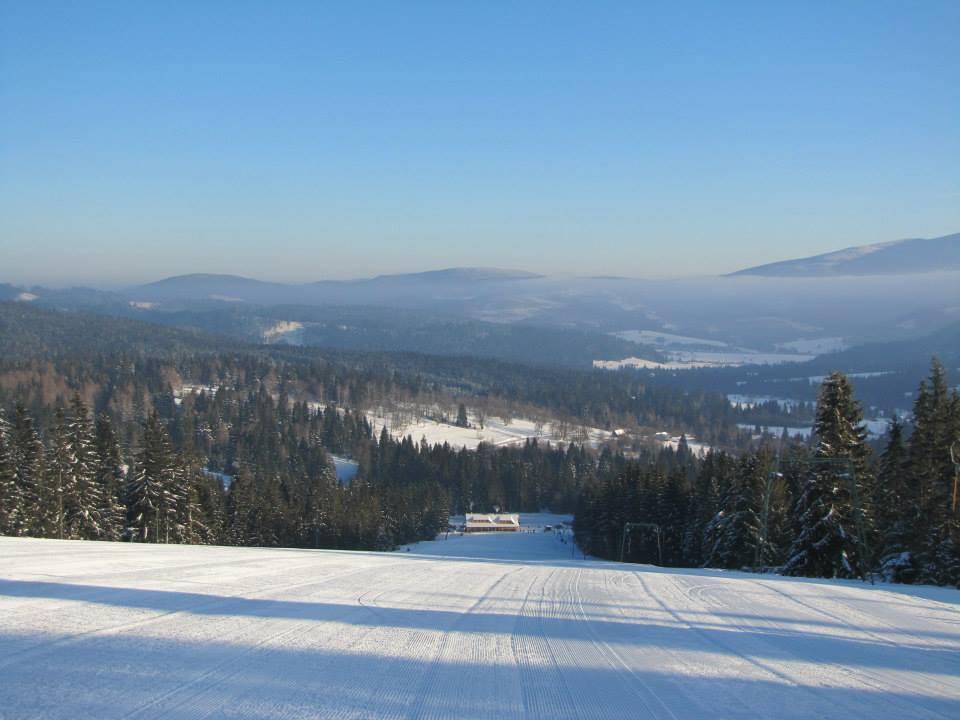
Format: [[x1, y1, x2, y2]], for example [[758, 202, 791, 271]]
[[730, 232, 960, 277], [130, 267, 543, 303]]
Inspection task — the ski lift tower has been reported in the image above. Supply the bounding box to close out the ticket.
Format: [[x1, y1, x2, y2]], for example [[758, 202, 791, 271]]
[[620, 522, 663, 565], [951, 441, 960, 514]]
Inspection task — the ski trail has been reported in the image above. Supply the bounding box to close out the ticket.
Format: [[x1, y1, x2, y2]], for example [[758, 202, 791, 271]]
[[1, 531, 958, 720]]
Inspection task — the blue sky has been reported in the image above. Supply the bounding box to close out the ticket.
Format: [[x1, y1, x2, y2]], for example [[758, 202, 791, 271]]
[[1, 1, 958, 285]]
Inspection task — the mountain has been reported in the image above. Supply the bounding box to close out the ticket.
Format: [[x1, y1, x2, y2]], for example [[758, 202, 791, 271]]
[[132, 274, 294, 303], [730, 232, 960, 277], [128, 268, 543, 306]]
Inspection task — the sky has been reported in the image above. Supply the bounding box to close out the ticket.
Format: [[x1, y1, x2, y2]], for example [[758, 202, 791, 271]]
[[1, 1, 958, 286]]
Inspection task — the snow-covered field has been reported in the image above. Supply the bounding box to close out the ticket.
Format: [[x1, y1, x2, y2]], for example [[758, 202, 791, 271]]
[[367, 410, 612, 451], [776, 337, 848, 354], [2, 527, 959, 719], [595, 349, 815, 370]]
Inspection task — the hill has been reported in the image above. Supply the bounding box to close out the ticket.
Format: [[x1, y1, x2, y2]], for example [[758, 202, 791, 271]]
[[731, 232, 960, 277], [0, 301, 237, 358]]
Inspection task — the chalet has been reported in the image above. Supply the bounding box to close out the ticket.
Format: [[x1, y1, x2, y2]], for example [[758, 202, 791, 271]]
[[464, 513, 520, 533]]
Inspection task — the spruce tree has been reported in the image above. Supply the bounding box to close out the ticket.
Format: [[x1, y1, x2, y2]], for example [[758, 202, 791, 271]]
[[47, 408, 78, 540], [66, 395, 104, 540], [703, 452, 770, 569], [12, 404, 46, 537], [874, 417, 916, 582], [909, 358, 960, 586], [128, 414, 177, 542], [0, 409, 19, 535], [94, 414, 127, 540], [783, 372, 871, 579]]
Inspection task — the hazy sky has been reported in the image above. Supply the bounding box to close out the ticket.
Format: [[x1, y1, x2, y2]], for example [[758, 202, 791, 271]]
[[2, 1, 958, 285]]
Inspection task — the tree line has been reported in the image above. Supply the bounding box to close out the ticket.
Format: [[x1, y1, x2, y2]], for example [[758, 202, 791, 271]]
[[574, 359, 960, 587], [0, 360, 636, 550]]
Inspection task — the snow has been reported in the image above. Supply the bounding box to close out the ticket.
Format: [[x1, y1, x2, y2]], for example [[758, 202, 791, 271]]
[[728, 394, 803, 410], [1, 531, 959, 719], [807, 371, 895, 384], [656, 434, 714, 455], [776, 337, 848, 354], [737, 423, 813, 439], [368, 409, 611, 450], [14, 292, 38, 302], [736, 419, 891, 441], [201, 468, 233, 489], [262, 320, 305, 345], [332, 456, 359, 485], [595, 350, 815, 370]]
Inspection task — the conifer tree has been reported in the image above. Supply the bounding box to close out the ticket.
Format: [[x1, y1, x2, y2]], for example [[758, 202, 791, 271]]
[[94, 414, 127, 540], [909, 359, 960, 585], [47, 408, 78, 540], [12, 404, 46, 537], [783, 372, 871, 579], [874, 417, 916, 581], [128, 414, 177, 542], [0, 409, 18, 535], [66, 395, 105, 539], [703, 452, 770, 569]]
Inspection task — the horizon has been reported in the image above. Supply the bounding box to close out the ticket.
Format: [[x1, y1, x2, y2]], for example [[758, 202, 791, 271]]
[[2, 2, 959, 285], [4, 229, 959, 290]]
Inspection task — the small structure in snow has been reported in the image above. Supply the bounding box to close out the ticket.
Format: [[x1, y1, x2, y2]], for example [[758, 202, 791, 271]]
[[464, 513, 520, 533]]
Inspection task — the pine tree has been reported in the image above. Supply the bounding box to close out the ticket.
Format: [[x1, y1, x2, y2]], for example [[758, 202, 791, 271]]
[[12, 404, 46, 537], [66, 395, 104, 540], [173, 468, 209, 544], [703, 452, 771, 569], [909, 359, 960, 586], [94, 414, 127, 540], [783, 372, 872, 579], [0, 409, 19, 535], [128, 414, 177, 542], [874, 417, 916, 582], [47, 408, 78, 540]]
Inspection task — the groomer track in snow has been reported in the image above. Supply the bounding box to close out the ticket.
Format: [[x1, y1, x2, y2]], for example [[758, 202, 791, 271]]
[[1, 521, 958, 719]]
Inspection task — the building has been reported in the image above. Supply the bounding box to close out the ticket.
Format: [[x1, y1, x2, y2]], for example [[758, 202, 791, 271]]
[[464, 513, 520, 533]]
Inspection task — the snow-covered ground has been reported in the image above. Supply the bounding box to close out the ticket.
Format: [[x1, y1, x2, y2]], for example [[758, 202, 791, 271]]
[[332, 455, 359, 485], [728, 394, 803, 410], [595, 349, 815, 370], [262, 320, 305, 345], [2, 530, 959, 719], [776, 337, 848, 354], [737, 423, 813, 440], [367, 409, 612, 450]]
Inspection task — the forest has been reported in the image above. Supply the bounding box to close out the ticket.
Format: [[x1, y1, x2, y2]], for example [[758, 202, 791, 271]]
[[0, 348, 651, 550], [0, 301, 957, 587], [575, 359, 960, 587]]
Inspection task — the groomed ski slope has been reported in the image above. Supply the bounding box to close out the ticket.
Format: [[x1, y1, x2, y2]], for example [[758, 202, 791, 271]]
[[1, 521, 959, 719]]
